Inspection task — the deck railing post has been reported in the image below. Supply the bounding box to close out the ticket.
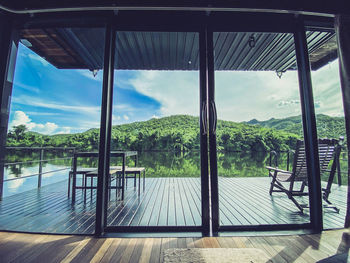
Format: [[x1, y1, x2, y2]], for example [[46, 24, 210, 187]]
[[38, 148, 44, 188]]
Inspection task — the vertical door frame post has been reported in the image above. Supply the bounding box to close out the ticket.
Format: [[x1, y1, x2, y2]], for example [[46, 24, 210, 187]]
[[294, 17, 323, 232], [95, 24, 115, 236]]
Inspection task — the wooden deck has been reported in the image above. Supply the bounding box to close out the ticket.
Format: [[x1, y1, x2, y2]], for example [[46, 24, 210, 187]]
[[0, 177, 346, 234]]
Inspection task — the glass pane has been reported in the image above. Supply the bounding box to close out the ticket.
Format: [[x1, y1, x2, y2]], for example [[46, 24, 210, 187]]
[[214, 32, 308, 227], [3, 28, 105, 234], [106, 31, 201, 228], [307, 30, 347, 229]]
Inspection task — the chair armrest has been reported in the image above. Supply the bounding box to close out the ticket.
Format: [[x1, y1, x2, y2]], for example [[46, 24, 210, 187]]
[[265, 166, 292, 174]]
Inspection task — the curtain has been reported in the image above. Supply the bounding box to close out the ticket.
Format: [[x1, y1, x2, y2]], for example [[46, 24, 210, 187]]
[[335, 15, 350, 228]]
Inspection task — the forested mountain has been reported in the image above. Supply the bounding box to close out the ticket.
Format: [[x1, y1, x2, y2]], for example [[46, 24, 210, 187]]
[[6, 114, 344, 152], [246, 114, 346, 140]]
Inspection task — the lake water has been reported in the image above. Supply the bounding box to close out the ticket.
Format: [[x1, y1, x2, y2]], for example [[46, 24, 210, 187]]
[[3, 150, 347, 197]]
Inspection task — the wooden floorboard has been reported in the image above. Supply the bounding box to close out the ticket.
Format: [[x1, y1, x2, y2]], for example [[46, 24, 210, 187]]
[[129, 178, 160, 226], [0, 177, 346, 234], [177, 178, 194, 226], [181, 177, 201, 226], [155, 178, 170, 226]]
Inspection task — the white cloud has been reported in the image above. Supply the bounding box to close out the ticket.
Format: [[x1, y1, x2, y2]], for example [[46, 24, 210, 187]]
[[28, 53, 50, 67], [14, 82, 40, 93], [123, 115, 129, 120], [34, 122, 58, 134], [311, 60, 344, 117], [112, 115, 121, 122], [9, 111, 66, 135], [56, 127, 71, 134], [215, 70, 301, 121], [10, 111, 31, 127], [12, 96, 101, 115], [113, 104, 137, 112], [24, 111, 60, 116], [278, 100, 300, 107], [7, 178, 24, 189], [129, 71, 199, 117], [213, 63, 344, 122], [126, 70, 308, 122], [69, 120, 100, 131]]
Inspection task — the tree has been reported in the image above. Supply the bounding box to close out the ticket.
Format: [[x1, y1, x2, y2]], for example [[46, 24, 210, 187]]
[[9, 125, 28, 141]]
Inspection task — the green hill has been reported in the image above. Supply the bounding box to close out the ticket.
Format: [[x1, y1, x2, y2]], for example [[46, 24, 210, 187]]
[[7, 114, 344, 152], [246, 114, 346, 140]]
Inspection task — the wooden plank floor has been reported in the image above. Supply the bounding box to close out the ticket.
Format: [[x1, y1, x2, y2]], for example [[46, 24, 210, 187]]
[[0, 177, 346, 234], [0, 228, 349, 262], [219, 177, 347, 229]]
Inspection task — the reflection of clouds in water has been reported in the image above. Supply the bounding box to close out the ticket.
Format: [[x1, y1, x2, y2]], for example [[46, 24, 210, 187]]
[[4, 164, 69, 196], [42, 164, 70, 178], [5, 164, 67, 180], [7, 178, 25, 189], [5, 166, 38, 179]]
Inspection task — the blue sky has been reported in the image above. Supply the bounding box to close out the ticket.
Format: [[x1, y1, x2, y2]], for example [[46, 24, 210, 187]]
[[8, 43, 344, 135]]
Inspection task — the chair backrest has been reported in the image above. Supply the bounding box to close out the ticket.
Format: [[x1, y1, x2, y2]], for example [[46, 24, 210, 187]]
[[291, 138, 339, 182]]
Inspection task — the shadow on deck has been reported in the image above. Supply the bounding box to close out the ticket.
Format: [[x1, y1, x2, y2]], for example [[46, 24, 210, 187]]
[[0, 177, 346, 234]]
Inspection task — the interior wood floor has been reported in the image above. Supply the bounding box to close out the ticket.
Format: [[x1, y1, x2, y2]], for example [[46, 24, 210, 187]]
[[0, 228, 349, 262]]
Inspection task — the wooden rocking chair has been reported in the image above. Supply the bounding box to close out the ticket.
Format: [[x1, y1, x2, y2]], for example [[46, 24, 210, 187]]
[[266, 138, 342, 213]]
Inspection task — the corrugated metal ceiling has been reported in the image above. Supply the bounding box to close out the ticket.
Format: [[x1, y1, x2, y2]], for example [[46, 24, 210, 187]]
[[20, 29, 336, 71], [116, 32, 199, 70]]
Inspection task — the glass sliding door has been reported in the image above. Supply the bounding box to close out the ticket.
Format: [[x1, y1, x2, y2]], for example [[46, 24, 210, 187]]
[[306, 30, 347, 229], [3, 27, 105, 234], [104, 30, 208, 232], [210, 31, 311, 231]]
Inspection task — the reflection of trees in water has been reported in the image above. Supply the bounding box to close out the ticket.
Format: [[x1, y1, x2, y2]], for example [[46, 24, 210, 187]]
[[9, 165, 22, 177], [138, 151, 272, 178], [77, 157, 99, 168], [218, 151, 295, 177], [137, 151, 201, 177], [5, 150, 346, 183], [6, 150, 73, 167], [5, 150, 74, 179], [218, 151, 269, 177]]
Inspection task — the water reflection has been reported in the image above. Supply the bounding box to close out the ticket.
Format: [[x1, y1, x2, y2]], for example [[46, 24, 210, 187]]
[[3, 150, 347, 197]]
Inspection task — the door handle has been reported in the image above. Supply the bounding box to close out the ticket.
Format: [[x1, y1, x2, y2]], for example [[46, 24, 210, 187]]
[[210, 101, 217, 135], [201, 101, 208, 135]]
